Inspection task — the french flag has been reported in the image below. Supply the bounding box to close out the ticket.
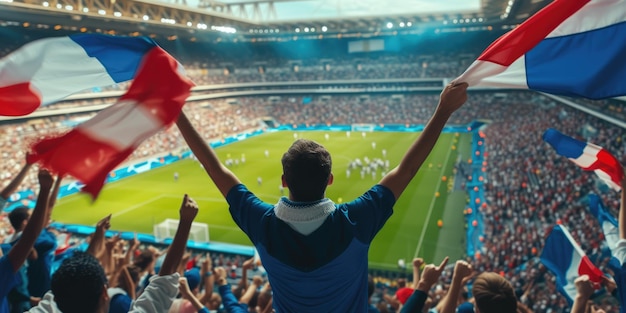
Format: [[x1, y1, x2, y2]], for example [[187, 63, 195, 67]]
[[587, 194, 619, 253], [23, 37, 194, 198], [0, 34, 158, 116], [455, 0, 626, 99], [543, 128, 624, 191], [540, 224, 604, 304]]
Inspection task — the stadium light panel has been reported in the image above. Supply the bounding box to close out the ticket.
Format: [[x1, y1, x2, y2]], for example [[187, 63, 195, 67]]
[[322, 26, 327, 32], [65, 5, 73, 10], [56, 3, 61, 9], [304, 27, 309, 32], [114, 12, 122, 17], [42, 1, 49, 7], [82, 7, 89, 13], [98, 9, 106, 15], [386, 22, 393, 29], [295, 28, 300, 32], [407, 22, 412, 26]]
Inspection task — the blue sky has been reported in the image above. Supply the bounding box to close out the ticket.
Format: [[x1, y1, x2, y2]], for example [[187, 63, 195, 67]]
[[162, 0, 481, 21]]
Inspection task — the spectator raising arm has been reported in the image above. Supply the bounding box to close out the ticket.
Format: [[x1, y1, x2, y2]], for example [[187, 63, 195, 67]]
[[130, 194, 200, 313], [380, 82, 467, 199], [571, 275, 594, 313], [179, 277, 209, 313], [7, 170, 53, 272], [0, 155, 33, 211], [86, 214, 111, 258], [176, 112, 240, 198], [401, 257, 448, 313], [439, 260, 473, 313]]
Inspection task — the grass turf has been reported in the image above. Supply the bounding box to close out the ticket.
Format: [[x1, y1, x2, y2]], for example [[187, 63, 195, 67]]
[[52, 130, 469, 270]]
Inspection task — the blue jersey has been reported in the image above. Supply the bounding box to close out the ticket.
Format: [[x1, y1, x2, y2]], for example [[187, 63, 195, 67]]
[[227, 184, 395, 313], [0, 256, 22, 313]]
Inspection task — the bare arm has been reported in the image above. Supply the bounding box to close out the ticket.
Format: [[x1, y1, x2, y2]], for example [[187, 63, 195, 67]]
[[199, 255, 215, 304], [380, 83, 468, 199], [176, 112, 240, 198], [124, 233, 140, 267], [159, 194, 198, 276], [1, 158, 33, 200], [46, 175, 62, 213], [571, 275, 593, 313], [412, 258, 424, 289], [240, 276, 263, 305], [237, 257, 254, 291], [179, 277, 206, 311], [7, 170, 53, 272], [439, 260, 472, 313], [86, 214, 111, 257]]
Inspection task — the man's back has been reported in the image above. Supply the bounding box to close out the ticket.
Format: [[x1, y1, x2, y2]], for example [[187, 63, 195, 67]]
[[227, 184, 395, 312]]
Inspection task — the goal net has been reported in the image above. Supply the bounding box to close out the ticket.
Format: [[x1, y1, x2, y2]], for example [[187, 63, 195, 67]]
[[351, 123, 376, 132], [153, 219, 210, 243]]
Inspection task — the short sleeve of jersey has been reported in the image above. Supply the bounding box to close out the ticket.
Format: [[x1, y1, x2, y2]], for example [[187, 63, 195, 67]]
[[337, 184, 395, 243], [226, 184, 274, 244], [0, 256, 21, 300]]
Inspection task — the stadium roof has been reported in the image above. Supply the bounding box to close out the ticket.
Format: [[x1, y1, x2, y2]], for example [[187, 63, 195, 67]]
[[158, 0, 482, 21], [0, 0, 551, 41]]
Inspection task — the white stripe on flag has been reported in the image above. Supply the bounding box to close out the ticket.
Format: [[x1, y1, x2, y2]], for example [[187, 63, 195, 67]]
[[455, 58, 528, 88], [79, 100, 164, 150], [547, 0, 626, 38], [0, 37, 117, 104], [570, 144, 601, 168]]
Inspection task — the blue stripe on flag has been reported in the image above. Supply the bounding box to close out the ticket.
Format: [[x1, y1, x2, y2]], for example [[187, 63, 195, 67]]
[[540, 225, 575, 290], [542, 128, 586, 159], [69, 34, 157, 83], [526, 21, 626, 99]]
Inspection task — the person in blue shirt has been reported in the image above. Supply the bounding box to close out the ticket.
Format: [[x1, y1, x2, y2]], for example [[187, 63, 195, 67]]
[[0, 170, 54, 313], [176, 83, 468, 312], [27, 176, 62, 298]]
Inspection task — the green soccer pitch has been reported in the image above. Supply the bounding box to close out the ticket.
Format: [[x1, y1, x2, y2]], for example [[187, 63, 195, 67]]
[[52, 130, 471, 270]]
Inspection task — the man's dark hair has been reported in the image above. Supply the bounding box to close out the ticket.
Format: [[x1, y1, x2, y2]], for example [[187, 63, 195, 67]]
[[472, 272, 517, 313], [51, 252, 107, 313], [281, 139, 332, 202], [8, 207, 30, 231]]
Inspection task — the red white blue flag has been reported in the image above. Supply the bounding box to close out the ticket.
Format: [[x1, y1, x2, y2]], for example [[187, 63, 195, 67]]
[[0, 34, 161, 116], [540, 224, 604, 304], [15, 35, 194, 198], [543, 128, 624, 191], [455, 0, 626, 99]]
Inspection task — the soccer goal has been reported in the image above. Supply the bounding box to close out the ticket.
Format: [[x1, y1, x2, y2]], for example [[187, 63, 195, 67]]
[[153, 219, 209, 243], [351, 123, 376, 132]]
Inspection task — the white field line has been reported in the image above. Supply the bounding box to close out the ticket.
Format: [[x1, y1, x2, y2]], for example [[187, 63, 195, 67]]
[[414, 138, 454, 259]]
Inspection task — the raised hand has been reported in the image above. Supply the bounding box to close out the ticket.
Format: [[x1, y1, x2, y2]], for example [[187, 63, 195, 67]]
[[575, 275, 595, 300], [419, 256, 449, 290], [437, 82, 469, 116], [179, 194, 199, 222], [452, 260, 473, 283], [38, 169, 54, 191]]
